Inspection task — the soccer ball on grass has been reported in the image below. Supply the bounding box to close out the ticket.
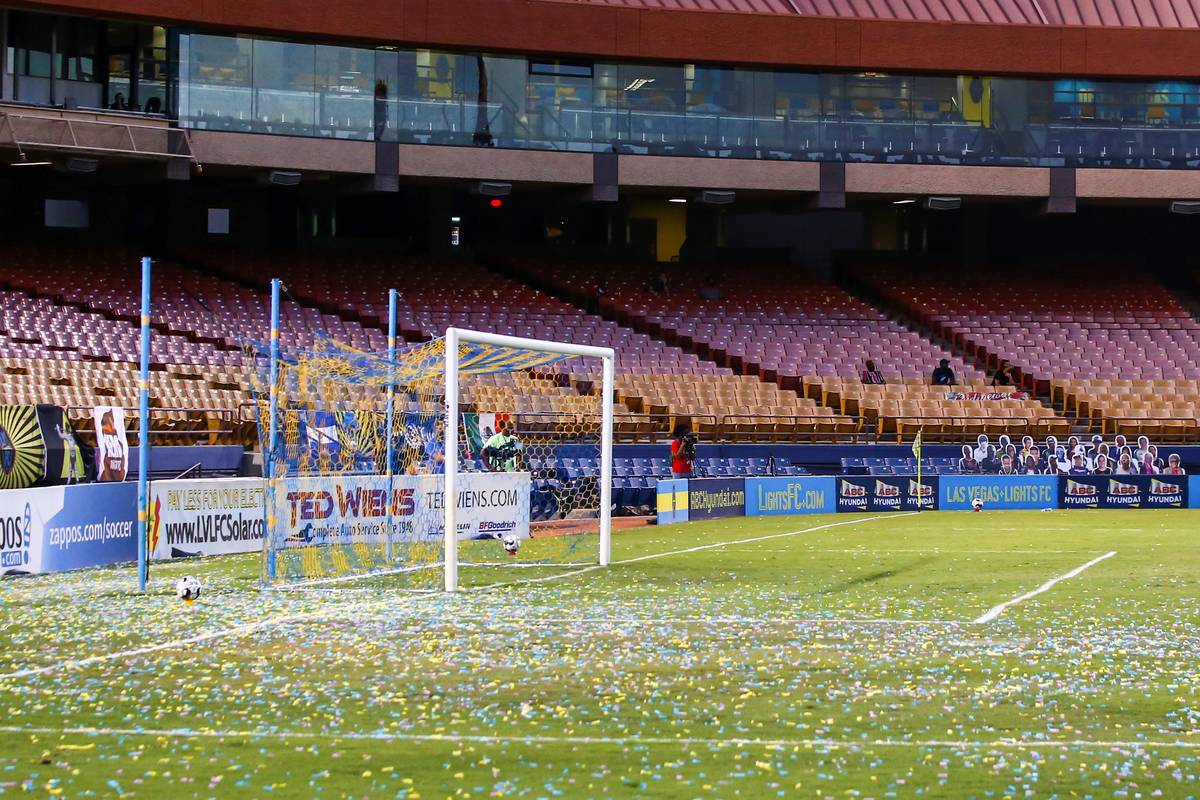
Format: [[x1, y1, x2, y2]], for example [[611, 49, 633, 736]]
[[502, 533, 520, 556], [175, 575, 202, 602], [971, 497, 984, 512]]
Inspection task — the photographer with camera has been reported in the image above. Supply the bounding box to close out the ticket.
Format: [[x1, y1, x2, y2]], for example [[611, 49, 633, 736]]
[[482, 419, 524, 472], [671, 422, 697, 479]]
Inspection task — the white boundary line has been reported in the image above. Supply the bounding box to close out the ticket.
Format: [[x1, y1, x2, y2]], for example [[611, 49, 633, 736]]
[[614, 513, 915, 565], [974, 551, 1117, 624], [0, 513, 912, 681], [0, 614, 323, 680], [3, 724, 1199, 751]]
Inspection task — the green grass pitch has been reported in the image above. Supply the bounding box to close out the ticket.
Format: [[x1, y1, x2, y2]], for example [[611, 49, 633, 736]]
[[0, 509, 1198, 798]]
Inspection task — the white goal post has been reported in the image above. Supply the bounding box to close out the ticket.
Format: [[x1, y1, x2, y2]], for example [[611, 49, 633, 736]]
[[443, 327, 615, 592]]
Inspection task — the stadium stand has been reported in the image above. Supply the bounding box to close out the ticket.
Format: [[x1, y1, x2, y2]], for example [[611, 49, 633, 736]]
[[509, 260, 1066, 440], [850, 264, 1200, 439], [191, 251, 852, 439]]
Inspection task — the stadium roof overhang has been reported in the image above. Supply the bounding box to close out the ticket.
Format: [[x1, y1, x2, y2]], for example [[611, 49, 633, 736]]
[[8, 0, 1200, 78]]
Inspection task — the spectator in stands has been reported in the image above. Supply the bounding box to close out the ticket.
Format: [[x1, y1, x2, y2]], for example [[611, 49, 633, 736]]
[[861, 360, 885, 385], [1050, 445, 1070, 475], [991, 360, 1015, 387], [1021, 454, 1041, 475], [1114, 451, 1137, 475], [1019, 435, 1037, 462], [1092, 453, 1113, 475], [972, 434, 990, 463], [931, 359, 956, 386], [650, 272, 670, 295], [699, 276, 722, 301], [1067, 435, 1081, 456], [1086, 436, 1106, 470], [670, 422, 696, 479], [1134, 435, 1152, 464], [1109, 434, 1128, 461], [111, 92, 128, 111], [1043, 435, 1058, 460], [1004, 443, 1019, 467], [998, 454, 1017, 475], [1164, 453, 1186, 475], [997, 435, 1012, 462], [980, 445, 1000, 474], [1148, 445, 1165, 471], [588, 277, 608, 314], [1140, 452, 1160, 475], [1068, 453, 1090, 476], [958, 444, 980, 473]]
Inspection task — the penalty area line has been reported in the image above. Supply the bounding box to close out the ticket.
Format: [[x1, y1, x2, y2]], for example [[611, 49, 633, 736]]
[[2, 724, 1200, 751], [974, 550, 1116, 624], [614, 513, 918, 565]]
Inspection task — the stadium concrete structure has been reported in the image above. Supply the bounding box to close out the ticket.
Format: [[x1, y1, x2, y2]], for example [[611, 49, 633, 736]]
[[4, 0, 1200, 453]]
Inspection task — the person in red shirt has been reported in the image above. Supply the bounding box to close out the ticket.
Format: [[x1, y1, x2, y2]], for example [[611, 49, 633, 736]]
[[670, 422, 696, 478]]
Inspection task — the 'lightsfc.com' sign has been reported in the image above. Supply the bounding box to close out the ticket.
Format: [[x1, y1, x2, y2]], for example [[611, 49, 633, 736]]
[[745, 477, 835, 516]]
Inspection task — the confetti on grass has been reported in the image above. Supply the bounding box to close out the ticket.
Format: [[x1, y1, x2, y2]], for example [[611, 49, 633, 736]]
[[0, 511, 1197, 797]]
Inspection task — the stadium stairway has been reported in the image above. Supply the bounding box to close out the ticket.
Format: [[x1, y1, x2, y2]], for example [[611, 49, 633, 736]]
[[836, 264, 1071, 428], [493, 258, 1066, 441]]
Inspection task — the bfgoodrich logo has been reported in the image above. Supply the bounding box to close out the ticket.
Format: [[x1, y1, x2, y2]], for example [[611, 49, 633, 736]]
[[478, 520, 517, 533]]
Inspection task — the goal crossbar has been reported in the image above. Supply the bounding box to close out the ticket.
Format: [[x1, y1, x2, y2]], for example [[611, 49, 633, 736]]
[[443, 327, 616, 592]]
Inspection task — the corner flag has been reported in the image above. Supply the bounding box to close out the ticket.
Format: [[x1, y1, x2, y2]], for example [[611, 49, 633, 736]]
[[912, 428, 924, 512]]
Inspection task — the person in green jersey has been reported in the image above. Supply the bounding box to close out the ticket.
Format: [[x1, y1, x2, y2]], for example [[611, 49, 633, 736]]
[[482, 420, 524, 472]]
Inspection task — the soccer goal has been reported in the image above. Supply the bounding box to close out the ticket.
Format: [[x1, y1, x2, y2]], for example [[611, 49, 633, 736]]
[[248, 322, 614, 591]]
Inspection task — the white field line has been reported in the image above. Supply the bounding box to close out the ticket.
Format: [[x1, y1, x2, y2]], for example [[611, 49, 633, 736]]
[[614, 513, 916, 565], [974, 551, 1117, 624], [0, 614, 322, 681], [0, 513, 913, 681], [3, 724, 1199, 751], [738, 548, 1102, 555], [348, 615, 968, 627], [266, 562, 441, 591]]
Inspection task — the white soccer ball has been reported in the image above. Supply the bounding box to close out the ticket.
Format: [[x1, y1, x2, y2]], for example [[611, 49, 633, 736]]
[[175, 575, 202, 602], [971, 497, 984, 512], [502, 533, 520, 556]]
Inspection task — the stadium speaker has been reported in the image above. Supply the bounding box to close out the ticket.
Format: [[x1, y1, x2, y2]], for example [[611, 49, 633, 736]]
[[476, 181, 513, 197], [64, 157, 98, 173], [1170, 201, 1200, 215], [925, 196, 962, 211], [267, 170, 302, 187], [699, 190, 736, 205]]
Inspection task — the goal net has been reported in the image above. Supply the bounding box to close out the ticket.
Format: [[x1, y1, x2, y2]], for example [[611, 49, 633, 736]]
[[246, 328, 613, 590]]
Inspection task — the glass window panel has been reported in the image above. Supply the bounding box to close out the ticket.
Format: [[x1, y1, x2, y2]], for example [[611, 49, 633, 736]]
[[9, 11, 51, 79], [181, 33, 253, 131], [315, 44, 374, 139], [138, 25, 169, 114], [528, 56, 594, 146], [55, 17, 99, 83], [252, 39, 315, 136]]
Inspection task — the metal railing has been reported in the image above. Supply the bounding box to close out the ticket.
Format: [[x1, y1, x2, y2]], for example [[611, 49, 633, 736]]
[[68, 405, 241, 445]]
